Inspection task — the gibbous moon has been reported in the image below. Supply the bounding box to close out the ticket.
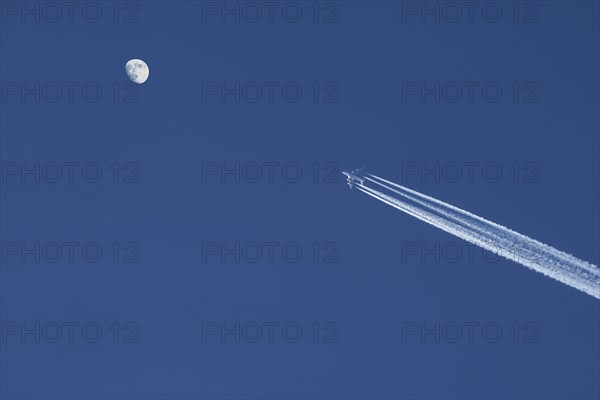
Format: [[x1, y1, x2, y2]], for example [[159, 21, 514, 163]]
[[125, 59, 149, 84]]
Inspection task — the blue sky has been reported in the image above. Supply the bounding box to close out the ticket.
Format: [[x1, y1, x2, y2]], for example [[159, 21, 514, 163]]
[[1, 1, 599, 399]]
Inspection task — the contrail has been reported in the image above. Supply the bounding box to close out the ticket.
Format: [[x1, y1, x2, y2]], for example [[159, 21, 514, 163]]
[[346, 170, 600, 299]]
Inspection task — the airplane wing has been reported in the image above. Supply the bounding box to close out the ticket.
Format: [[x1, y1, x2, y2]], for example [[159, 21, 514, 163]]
[[343, 167, 366, 189]]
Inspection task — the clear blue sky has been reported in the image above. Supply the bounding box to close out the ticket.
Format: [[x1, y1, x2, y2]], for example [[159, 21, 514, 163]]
[[1, 1, 599, 399]]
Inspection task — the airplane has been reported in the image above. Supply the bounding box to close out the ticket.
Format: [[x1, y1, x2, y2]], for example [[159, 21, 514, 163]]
[[342, 167, 365, 189]]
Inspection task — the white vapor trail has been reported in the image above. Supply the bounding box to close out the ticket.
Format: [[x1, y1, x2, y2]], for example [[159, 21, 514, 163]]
[[352, 173, 600, 299]]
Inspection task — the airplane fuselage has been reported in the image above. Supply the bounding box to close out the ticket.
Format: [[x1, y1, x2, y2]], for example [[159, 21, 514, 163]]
[[343, 168, 365, 189]]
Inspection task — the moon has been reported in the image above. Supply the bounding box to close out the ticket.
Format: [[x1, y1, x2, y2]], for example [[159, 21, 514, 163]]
[[125, 59, 149, 84]]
